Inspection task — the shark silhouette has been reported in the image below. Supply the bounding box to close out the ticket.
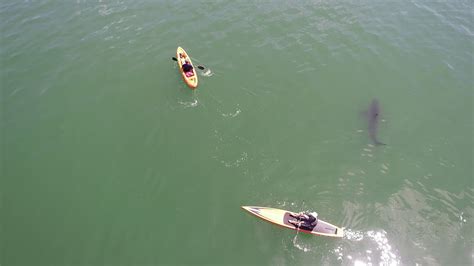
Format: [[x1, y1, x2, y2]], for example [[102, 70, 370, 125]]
[[366, 99, 386, 146]]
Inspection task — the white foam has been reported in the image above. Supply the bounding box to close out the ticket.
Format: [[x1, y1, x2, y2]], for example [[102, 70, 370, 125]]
[[201, 69, 214, 77], [178, 99, 198, 108], [292, 233, 311, 252], [220, 152, 248, 168], [222, 109, 241, 118]]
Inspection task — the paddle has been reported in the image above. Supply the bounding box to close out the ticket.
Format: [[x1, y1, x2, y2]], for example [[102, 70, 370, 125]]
[[290, 216, 303, 229], [291, 216, 302, 246], [172, 57, 205, 70], [292, 202, 305, 238]]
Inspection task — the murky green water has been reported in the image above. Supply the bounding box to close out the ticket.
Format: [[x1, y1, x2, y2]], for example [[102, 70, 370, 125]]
[[2, 1, 472, 265]]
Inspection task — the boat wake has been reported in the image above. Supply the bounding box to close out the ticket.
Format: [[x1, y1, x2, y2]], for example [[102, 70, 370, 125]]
[[178, 99, 198, 108], [292, 233, 311, 252]]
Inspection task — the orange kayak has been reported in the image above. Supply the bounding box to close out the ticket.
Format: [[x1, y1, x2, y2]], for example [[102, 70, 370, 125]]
[[176, 46, 198, 89]]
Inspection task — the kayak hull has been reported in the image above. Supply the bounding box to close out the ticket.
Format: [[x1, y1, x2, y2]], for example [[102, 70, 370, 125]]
[[241, 206, 344, 238], [176, 46, 198, 89]]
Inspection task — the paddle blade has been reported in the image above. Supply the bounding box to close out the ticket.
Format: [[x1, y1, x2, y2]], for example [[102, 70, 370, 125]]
[[197, 65, 205, 70], [172, 57, 177, 61]]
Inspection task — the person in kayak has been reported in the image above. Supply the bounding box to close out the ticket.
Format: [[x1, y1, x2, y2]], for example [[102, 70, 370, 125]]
[[182, 61, 193, 73], [288, 219, 314, 231], [288, 211, 318, 230]]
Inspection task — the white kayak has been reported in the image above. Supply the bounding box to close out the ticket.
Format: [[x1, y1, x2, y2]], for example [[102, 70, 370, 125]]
[[242, 206, 344, 238]]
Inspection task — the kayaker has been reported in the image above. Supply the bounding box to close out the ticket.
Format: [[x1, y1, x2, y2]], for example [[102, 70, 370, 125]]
[[307, 212, 318, 226], [288, 219, 307, 230], [288, 219, 315, 231], [289, 211, 318, 229], [182, 61, 193, 73]]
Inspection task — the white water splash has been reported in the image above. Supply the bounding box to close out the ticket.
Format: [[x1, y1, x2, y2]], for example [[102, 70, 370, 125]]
[[222, 109, 241, 118], [179, 99, 198, 108], [459, 212, 467, 223], [200, 68, 214, 77], [220, 152, 248, 167], [292, 233, 311, 252]]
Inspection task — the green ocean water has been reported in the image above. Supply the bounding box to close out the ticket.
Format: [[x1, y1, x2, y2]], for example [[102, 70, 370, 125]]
[[1, 0, 473, 265]]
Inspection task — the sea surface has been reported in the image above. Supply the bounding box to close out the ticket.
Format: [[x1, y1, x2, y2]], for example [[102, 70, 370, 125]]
[[2, 1, 473, 265]]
